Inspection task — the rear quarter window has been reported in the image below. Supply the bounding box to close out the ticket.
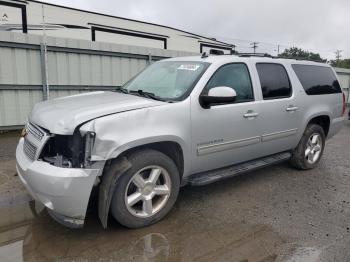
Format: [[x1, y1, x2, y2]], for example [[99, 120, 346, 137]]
[[292, 65, 342, 95]]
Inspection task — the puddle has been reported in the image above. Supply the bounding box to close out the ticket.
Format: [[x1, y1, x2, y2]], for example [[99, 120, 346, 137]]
[[285, 247, 321, 262], [0, 202, 34, 262], [0, 201, 295, 262]]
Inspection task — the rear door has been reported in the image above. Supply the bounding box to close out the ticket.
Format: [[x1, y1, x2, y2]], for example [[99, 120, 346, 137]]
[[254, 63, 302, 155]]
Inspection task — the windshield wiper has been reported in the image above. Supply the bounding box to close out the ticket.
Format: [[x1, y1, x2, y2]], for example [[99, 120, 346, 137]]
[[129, 90, 166, 102], [114, 87, 129, 94]]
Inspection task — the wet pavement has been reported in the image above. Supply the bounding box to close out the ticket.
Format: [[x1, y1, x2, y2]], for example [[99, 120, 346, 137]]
[[0, 122, 350, 261]]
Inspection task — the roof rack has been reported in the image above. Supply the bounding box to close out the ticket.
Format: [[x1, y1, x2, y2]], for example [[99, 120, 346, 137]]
[[200, 52, 326, 63], [238, 53, 273, 58], [276, 56, 326, 63], [238, 53, 325, 63]]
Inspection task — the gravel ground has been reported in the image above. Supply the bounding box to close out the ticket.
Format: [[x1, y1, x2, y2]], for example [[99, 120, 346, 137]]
[[0, 122, 349, 261], [0, 131, 31, 208]]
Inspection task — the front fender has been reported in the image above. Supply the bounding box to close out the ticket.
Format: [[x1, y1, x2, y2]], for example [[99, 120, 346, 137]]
[[80, 103, 192, 176], [108, 135, 187, 157]]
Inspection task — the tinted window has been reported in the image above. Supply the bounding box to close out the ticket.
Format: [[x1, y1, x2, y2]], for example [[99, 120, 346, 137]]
[[205, 63, 254, 103], [292, 65, 342, 95], [256, 63, 292, 99]]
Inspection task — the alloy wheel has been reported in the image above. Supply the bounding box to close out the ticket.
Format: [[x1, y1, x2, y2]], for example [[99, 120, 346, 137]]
[[305, 133, 323, 164], [124, 166, 171, 218]]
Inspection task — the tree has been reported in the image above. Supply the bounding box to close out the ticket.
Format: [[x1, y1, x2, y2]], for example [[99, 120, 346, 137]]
[[329, 59, 350, 69], [279, 47, 326, 62]]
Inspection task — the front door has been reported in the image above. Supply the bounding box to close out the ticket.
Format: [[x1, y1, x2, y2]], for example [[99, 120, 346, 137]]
[[191, 62, 262, 174]]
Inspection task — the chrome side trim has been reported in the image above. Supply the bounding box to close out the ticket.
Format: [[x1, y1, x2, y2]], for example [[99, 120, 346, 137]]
[[197, 136, 261, 156], [261, 128, 298, 142]]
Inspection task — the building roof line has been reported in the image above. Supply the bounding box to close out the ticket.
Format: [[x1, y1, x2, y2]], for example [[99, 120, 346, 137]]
[[198, 40, 235, 48], [26, 0, 233, 47], [88, 23, 170, 39]]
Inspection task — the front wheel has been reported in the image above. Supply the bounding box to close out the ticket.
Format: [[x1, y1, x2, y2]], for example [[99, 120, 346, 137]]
[[110, 149, 180, 228], [290, 124, 325, 170]]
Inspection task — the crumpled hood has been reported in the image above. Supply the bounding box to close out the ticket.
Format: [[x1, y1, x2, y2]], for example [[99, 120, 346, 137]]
[[30, 91, 164, 134]]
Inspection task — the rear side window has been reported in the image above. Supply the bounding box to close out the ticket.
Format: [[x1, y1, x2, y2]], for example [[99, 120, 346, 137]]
[[256, 63, 292, 100], [292, 65, 342, 95]]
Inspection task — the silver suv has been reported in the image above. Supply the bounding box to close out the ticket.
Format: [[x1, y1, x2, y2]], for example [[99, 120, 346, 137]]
[[16, 55, 346, 228]]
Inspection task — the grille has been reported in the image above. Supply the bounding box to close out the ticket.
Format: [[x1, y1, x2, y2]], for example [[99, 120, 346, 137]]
[[23, 138, 37, 161], [27, 123, 45, 141]]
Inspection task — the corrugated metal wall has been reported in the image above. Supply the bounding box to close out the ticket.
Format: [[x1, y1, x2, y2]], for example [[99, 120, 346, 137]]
[[0, 90, 42, 127], [0, 31, 196, 129], [1, 31, 349, 129], [335, 68, 350, 104]]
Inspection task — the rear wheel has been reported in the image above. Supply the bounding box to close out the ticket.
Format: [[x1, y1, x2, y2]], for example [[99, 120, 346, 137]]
[[110, 149, 180, 228], [290, 124, 325, 170]]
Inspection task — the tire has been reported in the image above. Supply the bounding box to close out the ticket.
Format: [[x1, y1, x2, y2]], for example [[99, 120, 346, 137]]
[[290, 124, 325, 170], [110, 149, 180, 228]]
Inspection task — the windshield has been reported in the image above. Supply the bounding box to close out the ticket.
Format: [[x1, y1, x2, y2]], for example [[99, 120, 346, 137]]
[[123, 61, 209, 101]]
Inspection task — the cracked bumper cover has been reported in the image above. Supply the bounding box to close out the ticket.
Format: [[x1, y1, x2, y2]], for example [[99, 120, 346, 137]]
[[16, 138, 101, 228]]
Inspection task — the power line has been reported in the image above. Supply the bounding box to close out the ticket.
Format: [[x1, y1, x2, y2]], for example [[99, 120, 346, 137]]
[[217, 36, 337, 54], [204, 33, 347, 58]]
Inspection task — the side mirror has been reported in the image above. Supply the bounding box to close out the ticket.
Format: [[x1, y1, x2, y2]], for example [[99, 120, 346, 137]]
[[199, 86, 237, 108]]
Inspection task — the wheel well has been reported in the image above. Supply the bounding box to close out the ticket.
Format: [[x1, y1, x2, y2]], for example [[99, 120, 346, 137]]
[[308, 115, 330, 137], [118, 141, 184, 179]]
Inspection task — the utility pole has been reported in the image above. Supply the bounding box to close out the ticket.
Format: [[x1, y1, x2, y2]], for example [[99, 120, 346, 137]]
[[335, 50, 342, 62], [277, 45, 280, 56], [250, 42, 258, 54], [41, 4, 50, 100]]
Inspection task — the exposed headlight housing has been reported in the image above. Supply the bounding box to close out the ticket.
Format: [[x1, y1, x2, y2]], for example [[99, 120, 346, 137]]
[[40, 129, 95, 168], [84, 131, 95, 167]]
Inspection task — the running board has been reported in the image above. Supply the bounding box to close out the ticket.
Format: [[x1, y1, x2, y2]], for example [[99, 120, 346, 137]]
[[185, 152, 292, 186]]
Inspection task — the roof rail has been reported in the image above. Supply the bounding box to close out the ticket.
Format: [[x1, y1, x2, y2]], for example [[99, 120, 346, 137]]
[[199, 52, 326, 63], [276, 55, 326, 63], [238, 53, 273, 58], [238, 53, 326, 63]]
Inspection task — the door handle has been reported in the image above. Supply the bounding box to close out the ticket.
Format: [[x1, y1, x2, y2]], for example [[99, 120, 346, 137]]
[[286, 106, 299, 112], [243, 111, 259, 118]]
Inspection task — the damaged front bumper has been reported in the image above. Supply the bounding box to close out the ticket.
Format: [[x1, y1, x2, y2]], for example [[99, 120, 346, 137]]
[[16, 138, 101, 228]]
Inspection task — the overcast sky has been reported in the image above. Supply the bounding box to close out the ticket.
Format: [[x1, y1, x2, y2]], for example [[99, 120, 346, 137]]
[[46, 0, 349, 59]]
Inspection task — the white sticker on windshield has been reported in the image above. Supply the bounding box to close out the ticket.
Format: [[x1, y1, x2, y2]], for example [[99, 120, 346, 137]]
[[177, 64, 200, 71]]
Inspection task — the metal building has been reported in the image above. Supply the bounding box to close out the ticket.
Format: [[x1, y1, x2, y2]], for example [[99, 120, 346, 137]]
[[0, 1, 349, 131], [0, 0, 234, 54], [0, 30, 198, 129], [335, 67, 350, 104]]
